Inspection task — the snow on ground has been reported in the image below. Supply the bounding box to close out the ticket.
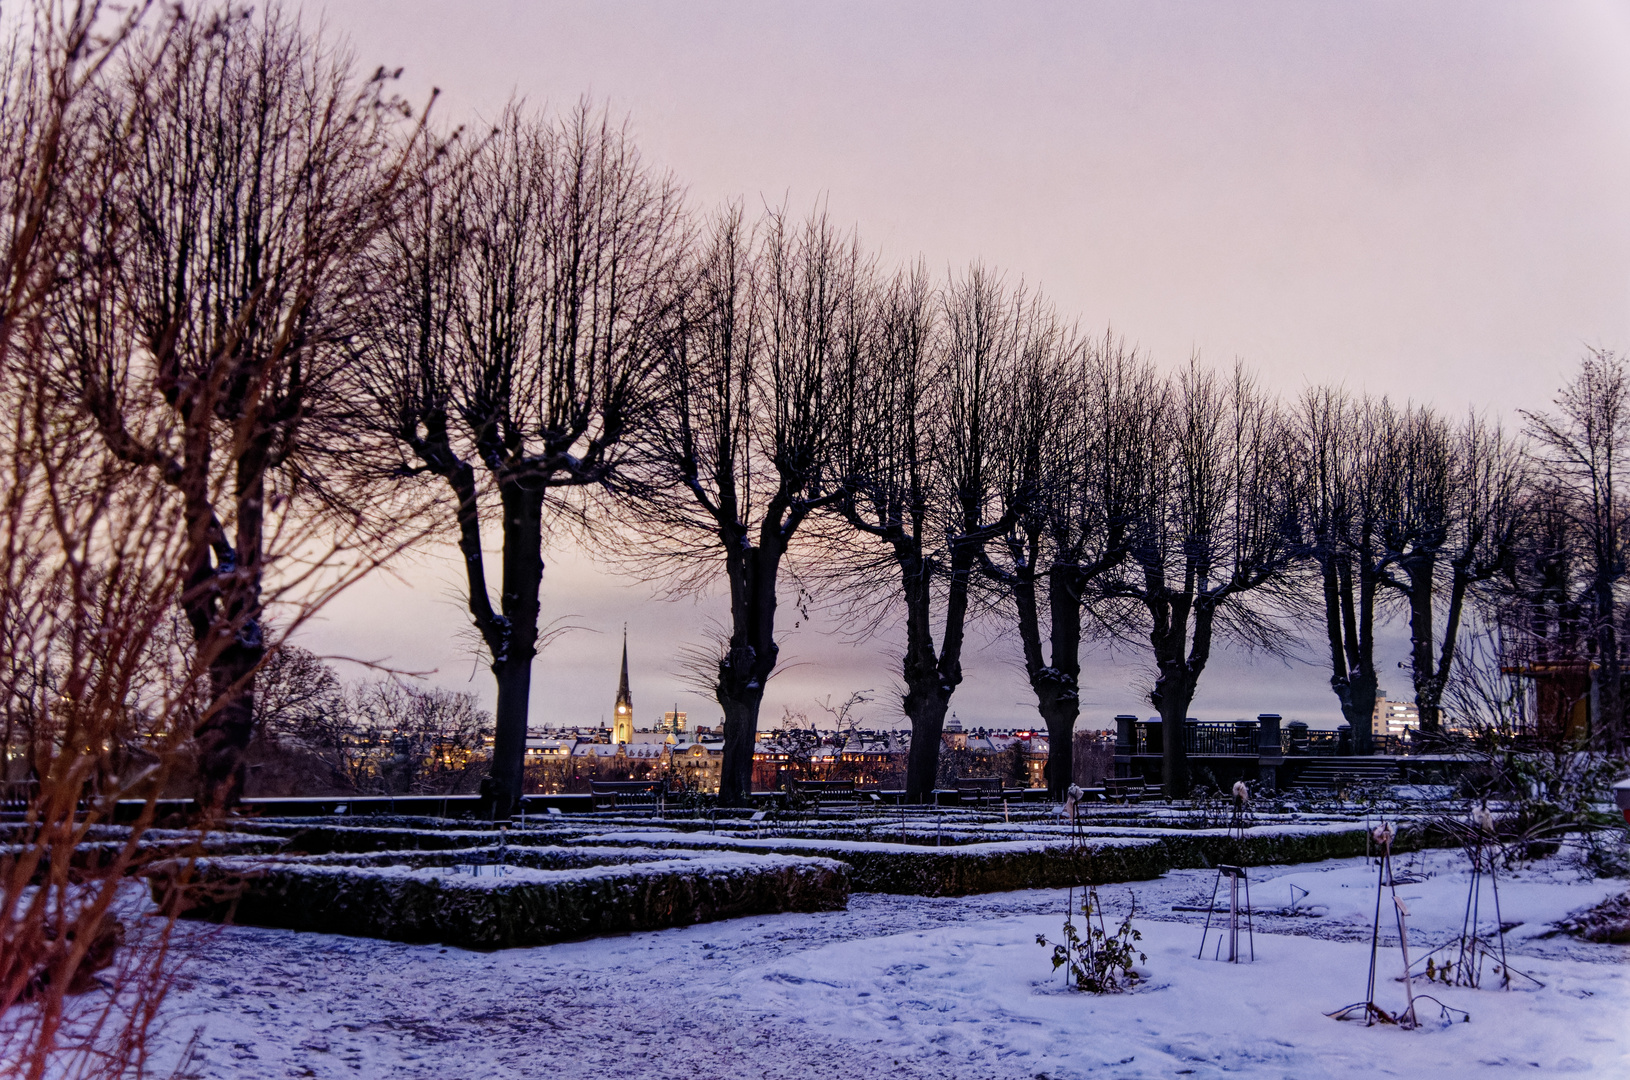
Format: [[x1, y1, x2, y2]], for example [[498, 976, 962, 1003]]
[[141, 851, 1628, 1079]]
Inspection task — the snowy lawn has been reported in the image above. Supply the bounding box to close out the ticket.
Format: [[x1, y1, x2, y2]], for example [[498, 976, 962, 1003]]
[[139, 851, 1627, 1079]]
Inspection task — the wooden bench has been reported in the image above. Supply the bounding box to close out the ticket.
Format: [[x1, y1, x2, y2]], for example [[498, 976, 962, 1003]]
[[589, 780, 664, 814]]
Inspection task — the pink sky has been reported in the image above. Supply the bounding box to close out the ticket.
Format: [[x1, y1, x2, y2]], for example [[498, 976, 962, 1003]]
[[296, 1, 1630, 731]]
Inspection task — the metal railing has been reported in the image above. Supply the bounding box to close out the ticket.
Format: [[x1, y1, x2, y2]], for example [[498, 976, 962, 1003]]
[[1123, 720, 1414, 758], [1132, 721, 1261, 756], [1185, 721, 1260, 756]]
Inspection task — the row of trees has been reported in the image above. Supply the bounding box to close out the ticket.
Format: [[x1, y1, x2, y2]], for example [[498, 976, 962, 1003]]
[[7, 4, 1628, 830], [4, 2, 1625, 1070]]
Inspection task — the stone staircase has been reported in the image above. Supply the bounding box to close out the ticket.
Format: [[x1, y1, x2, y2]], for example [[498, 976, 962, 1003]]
[[1290, 756, 1401, 793]]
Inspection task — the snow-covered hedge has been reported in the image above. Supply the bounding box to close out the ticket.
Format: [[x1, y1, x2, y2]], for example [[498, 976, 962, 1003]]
[[585, 823, 1452, 896], [272, 844, 675, 871], [146, 850, 850, 949], [232, 821, 520, 854], [4, 828, 286, 884], [189, 817, 1456, 899]]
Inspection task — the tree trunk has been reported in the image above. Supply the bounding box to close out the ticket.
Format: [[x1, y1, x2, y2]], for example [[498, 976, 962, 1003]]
[[897, 543, 974, 804], [1404, 555, 1443, 736], [1333, 672, 1379, 754], [1324, 556, 1379, 754], [1015, 562, 1083, 800], [902, 680, 950, 803], [1039, 700, 1078, 800], [188, 432, 272, 813], [717, 688, 762, 806], [487, 483, 544, 817], [1148, 595, 1209, 799], [900, 546, 946, 803], [488, 660, 533, 814], [1153, 671, 1194, 799], [1042, 568, 1084, 798], [192, 644, 262, 812], [716, 543, 781, 807], [1592, 578, 1622, 748]]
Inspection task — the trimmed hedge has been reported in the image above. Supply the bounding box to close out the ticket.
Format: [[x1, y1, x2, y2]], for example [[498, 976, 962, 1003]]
[[588, 823, 1452, 896], [860, 824, 1450, 895], [147, 852, 850, 949], [4, 830, 287, 885], [277, 844, 675, 871], [235, 822, 516, 855]]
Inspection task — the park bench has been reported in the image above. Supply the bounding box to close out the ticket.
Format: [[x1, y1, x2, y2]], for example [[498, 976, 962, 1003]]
[[786, 779, 858, 811], [954, 776, 1008, 806], [1103, 777, 1149, 803], [588, 780, 664, 814]]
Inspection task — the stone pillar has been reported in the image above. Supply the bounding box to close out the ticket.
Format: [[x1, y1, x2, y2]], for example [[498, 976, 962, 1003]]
[[1286, 720, 1309, 755], [1337, 724, 1353, 756], [1113, 714, 1138, 779], [1256, 713, 1283, 792], [1114, 714, 1137, 756]]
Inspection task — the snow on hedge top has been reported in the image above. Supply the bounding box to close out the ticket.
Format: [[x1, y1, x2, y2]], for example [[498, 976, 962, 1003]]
[[583, 818, 1385, 857], [184, 849, 847, 892]]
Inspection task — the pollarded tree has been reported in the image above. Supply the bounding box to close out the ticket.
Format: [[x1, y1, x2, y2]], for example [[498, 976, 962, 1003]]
[[980, 330, 1162, 797], [635, 205, 867, 806], [832, 264, 1041, 801], [1376, 407, 1527, 737], [1291, 389, 1400, 754], [1520, 350, 1630, 748], [352, 105, 687, 814], [61, 5, 422, 810], [1103, 361, 1299, 797], [1496, 477, 1587, 742]]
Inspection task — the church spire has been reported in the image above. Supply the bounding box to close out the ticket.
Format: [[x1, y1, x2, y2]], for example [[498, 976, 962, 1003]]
[[613, 625, 633, 744]]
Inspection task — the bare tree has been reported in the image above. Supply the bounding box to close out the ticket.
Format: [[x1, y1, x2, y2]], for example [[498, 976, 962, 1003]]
[[59, 4, 423, 810], [2, 5, 394, 1072], [1519, 350, 1630, 749], [351, 104, 687, 815], [1, 300, 193, 1080], [1103, 361, 1298, 797], [980, 329, 1161, 797], [251, 644, 345, 742], [0, 10, 192, 1067], [1376, 407, 1526, 737], [353, 680, 491, 795], [243, 643, 348, 794], [1290, 389, 1397, 754], [831, 264, 1037, 801], [634, 206, 866, 806]]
